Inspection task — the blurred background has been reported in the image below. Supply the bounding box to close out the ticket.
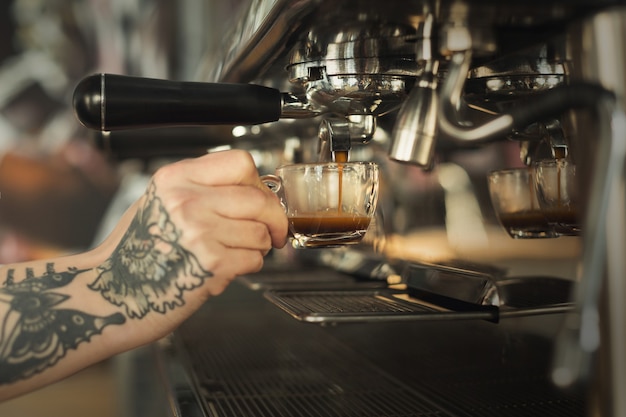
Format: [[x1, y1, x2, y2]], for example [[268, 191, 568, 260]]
[[0, 0, 243, 415], [0, 0, 220, 264]]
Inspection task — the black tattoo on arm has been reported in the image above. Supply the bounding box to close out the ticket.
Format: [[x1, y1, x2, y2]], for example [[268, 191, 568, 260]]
[[2, 270, 14, 287], [0, 265, 125, 384], [0, 181, 212, 385], [90, 181, 212, 319]]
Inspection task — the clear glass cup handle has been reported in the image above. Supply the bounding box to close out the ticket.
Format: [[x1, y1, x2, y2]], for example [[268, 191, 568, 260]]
[[260, 174, 282, 193], [260, 174, 287, 212]]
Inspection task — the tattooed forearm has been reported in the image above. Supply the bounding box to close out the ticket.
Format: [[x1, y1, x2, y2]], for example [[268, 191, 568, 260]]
[[0, 265, 125, 384], [90, 181, 212, 319], [0, 182, 213, 385]]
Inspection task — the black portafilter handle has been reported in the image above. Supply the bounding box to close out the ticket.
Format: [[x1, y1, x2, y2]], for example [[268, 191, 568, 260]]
[[73, 73, 283, 131]]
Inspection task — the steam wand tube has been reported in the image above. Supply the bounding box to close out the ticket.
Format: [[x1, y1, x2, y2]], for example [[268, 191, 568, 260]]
[[395, 50, 615, 169], [440, 51, 616, 142]]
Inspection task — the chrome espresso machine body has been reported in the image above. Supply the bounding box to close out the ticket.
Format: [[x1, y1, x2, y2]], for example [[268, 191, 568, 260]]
[[73, 1, 626, 416]]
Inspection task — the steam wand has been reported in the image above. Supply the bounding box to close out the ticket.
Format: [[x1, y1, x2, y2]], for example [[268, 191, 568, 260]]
[[390, 49, 615, 170]]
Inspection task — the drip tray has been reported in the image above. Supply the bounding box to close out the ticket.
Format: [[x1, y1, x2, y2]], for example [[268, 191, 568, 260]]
[[264, 264, 574, 323], [265, 289, 498, 323], [173, 283, 584, 417]]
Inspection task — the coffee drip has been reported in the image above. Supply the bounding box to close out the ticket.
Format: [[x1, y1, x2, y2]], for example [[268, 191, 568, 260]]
[[335, 150, 348, 214]]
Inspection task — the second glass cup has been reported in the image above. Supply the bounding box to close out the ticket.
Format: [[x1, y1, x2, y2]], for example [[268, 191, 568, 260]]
[[262, 162, 379, 249], [533, 159, 580, 236], [487, 167, 558, 239]]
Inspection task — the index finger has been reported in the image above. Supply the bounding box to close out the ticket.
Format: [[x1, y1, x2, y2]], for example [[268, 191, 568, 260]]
[[175, 149, 262, 187], [199, 184, 288, 248]]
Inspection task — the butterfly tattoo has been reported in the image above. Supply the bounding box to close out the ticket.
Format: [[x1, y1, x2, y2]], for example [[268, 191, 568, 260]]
[[0, 264, 125, 384], [90, 181, 212, 319]]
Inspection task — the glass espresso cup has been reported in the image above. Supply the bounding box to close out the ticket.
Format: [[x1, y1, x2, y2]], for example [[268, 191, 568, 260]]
[[487, 167, 557, 239], [262, 162, 379, 249], [533, 159, 580, 236]]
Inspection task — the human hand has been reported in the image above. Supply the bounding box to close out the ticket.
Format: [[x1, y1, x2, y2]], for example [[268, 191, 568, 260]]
[[92, 149, 288, 321]]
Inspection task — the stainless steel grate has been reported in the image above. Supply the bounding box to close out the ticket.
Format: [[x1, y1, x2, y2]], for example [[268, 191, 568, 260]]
[[262, 268, 574, 323], [177, 293, 452, 417], [264, 290, 499, 323], [175, 283, 585, 417], [272, 291, 422, 313]]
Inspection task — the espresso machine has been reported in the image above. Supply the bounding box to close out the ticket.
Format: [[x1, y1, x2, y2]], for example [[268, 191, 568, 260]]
[[72, 1, 626, 416]]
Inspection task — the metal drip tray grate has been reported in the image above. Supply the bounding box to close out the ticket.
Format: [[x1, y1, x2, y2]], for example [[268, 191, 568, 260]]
[[272, 290, 426, 313], [237, 268, 387, 291], [173, 284, 585, 417], [264, 289, 501, 323], [176, 297, 453, 417], [262, 264, 574, 323]]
